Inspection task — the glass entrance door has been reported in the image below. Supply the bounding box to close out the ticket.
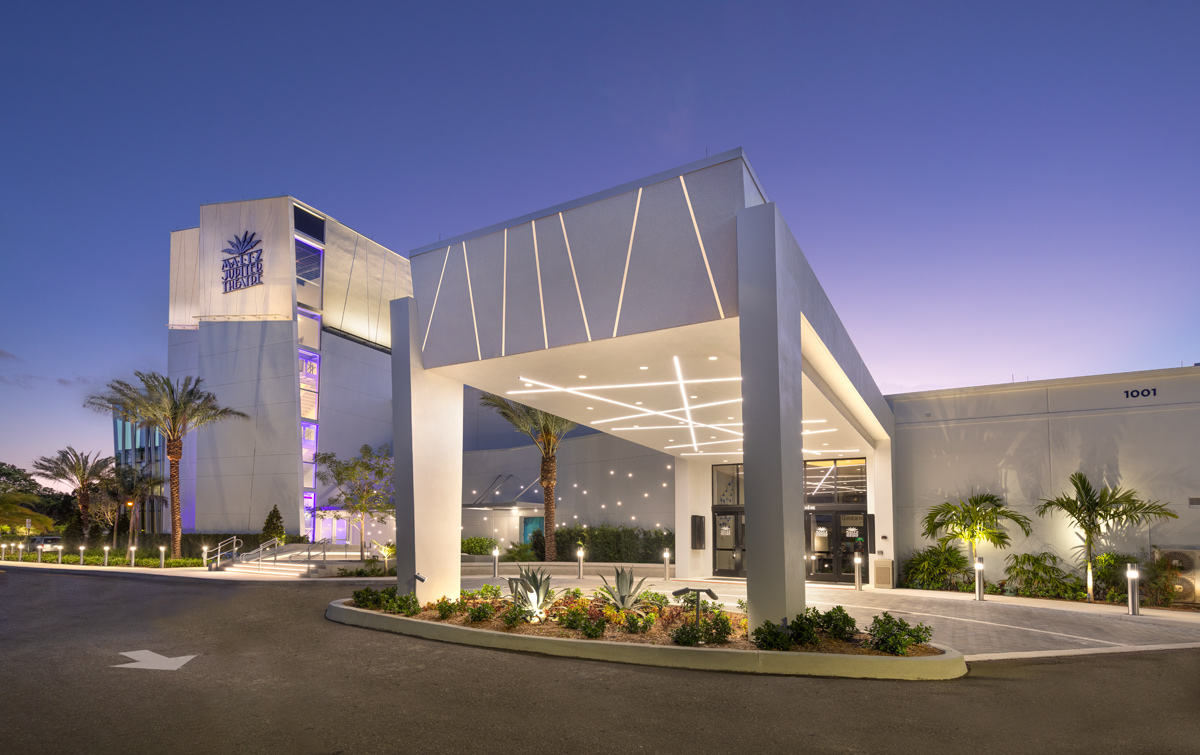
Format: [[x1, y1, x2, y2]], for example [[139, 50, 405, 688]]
[[712, 508, 745, 577], [805, 510, 868, 584]]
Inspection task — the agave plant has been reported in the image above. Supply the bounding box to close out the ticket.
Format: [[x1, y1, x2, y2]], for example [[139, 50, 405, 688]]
[[594, 567, 653, 615], [505, 565, 556, 622]]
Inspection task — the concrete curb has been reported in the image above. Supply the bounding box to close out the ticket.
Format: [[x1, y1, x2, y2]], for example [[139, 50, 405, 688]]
[[325, 599, 968, 680]]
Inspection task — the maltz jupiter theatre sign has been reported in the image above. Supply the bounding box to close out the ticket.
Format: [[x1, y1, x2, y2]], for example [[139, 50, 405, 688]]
[[222, 231, 265, 294]]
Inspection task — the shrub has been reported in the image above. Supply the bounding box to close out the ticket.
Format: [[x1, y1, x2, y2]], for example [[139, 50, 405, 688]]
[[531, 524, 676, 563], [1143, 551, 1184, 608], [561, 587, 584, 601], [479, 583, 503, 600], [557, 603, 589, 631], [461, 537, 499, 556], [466, 602, 495, 622], [261, 505, 286, 543], [819, 606, 857, 641], [580, 616, 607, 639], [501, 542, 537, 562], [641, 591, 669, 611], [1093, 552, 1139, 596], [901, 543, 971, 589], [501, 603, 527, 628], [671, 622, 703, 646], [751, 620, 792, 651], [352, 587, 383, 610], [984, 581, 1004, 595], [704, 609, 734, 645], [1004, 552, 1078, 598], [865, 612, 933, 656], [788, 608, 821, 646], [435, 596, 458, 620], [622, 611, 656, 634]]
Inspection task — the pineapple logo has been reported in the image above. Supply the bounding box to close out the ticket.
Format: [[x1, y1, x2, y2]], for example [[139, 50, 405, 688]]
[[221, 230, 266, 294]]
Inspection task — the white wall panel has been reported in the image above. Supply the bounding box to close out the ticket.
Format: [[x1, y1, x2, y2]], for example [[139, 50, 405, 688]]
[[532, 215, 590, 348], [168, 228, 200, 328], [322, 217, 411, 349], [198, 197, 294, 321]]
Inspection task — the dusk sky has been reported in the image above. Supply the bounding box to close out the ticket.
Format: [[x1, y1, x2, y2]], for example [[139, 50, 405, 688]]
[[2, 1, 1196, 474]]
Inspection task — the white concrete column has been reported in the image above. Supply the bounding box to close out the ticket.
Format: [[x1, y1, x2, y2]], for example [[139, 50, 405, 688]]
[[673, 458, 714, 579], [392, 298, 463, 604], [737, 203, 808, 629], [868, 438, 895, 586]]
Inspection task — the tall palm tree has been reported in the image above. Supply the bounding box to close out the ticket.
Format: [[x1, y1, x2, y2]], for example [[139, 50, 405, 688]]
[[108, 464, 163, 550], [921, 492, 1033, 564], [30, 447, 114, 545], [479, 393, 576, 561], [1037, 472, 1177, 603], [86, 372, 249, 558]]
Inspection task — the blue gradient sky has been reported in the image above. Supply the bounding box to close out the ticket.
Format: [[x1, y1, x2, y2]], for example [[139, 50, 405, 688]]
[[1, 1, 1196, 472]]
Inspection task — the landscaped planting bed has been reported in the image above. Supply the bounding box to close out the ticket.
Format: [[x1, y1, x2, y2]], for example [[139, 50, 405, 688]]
[[349, 566, 941, 658]]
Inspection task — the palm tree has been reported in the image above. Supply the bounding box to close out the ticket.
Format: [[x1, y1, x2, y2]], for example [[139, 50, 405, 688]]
[[1036, 472, 1177, 603], [479, 393, 576, 561], [108, 464, 163, 550], [921, 492, 1033, 563], [31, 447, 114, 545], [86, 372, 249, 558]]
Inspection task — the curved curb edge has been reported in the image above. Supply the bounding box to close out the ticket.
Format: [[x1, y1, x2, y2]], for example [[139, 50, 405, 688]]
[[325, 599, 967, 680]]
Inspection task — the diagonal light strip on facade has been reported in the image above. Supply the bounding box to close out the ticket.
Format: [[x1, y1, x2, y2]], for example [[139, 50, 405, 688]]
[[508, 377, 741, 395], [531, 220, 548, 349], [462, 242, 481, 360], [501, 228, 507, 357], [679, 175, 724, 318], [674, 356, 699, 452], [514, 376, 741, 437], [559, 212, 591, 341], [612, 187, 643, 338], [421, 245, 451, 350]]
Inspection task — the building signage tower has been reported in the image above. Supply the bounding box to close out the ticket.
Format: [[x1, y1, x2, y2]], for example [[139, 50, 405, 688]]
[[221, 231, 265, 293]]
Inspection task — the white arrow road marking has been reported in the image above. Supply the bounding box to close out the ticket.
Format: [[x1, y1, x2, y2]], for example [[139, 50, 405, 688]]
[[112, 650, 196, 671]]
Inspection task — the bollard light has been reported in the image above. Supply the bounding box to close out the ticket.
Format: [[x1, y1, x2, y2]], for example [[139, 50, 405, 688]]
[[103, 546, 110, 566], [576, 547, 585, 579], [56, 545, 63, 564], [1126, 563, 1140, 616], [129, 546, 136, 567], [160, 546, 166, 569], [491, 547, 499, 578], [1, 544, 6, 560], [202, 546, 209, 570], [663, 549, 671, 580], [853, 554, 863, 591], [19, 544, 25, 560], [37, 544, 43, 563], [974, 556, 985, 601], [79, 546, 85, 565]]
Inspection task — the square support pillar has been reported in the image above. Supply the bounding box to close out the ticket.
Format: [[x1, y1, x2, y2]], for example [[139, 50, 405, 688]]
[[392, 297, 463, 604], [673, 458, 713, 579], [737, 203, 808, 630]]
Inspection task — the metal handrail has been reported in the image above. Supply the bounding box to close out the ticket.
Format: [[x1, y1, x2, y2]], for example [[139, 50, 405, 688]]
[[239, 537, 282, 570], [289, 538, 331, 575], [205, 536, 242, 569]]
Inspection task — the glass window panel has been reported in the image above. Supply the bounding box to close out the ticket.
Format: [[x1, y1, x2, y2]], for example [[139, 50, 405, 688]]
[[299, 350, 320, 392], [296, 240, 323, 309], [805, 460, 837, 504], [294, 206, 326, 243], [301, 422, 318, 463], [303, 461, 316, 489], [298, 309, 321, 349], [301, 389, 318, 420], [712, 465, 739, 506]]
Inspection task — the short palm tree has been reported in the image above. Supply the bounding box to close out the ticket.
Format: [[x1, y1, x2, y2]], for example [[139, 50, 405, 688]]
[[1037, 472, 1177, 603], [921, 492, 1033, 563], [86, 372, 249, 558], [31, 447, 114, 545], [108, 464, 163, 550], [479, 393, 576, 561]]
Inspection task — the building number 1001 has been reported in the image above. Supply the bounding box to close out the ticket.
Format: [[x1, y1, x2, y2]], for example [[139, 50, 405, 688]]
[[1124, 388, 1157, 398]]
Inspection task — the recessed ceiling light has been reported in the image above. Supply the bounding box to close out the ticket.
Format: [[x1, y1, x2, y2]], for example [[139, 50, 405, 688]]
[[639, 366, 648, 370], [823, 443, 828, 446], [667, 464, 672, 469], [578, 375, 587, 379], [609, 470, 615, 475], [587, 406, 593, 410], [690, 395, 697, 399], [668, 438, 674, 441], [635, 401, 643, 405], [708, 356, 717, 361], [601, 504, 606, 508], [524, 383, 533, 387]]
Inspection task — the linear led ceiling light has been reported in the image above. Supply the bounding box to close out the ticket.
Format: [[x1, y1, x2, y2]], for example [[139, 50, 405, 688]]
[[674, 356, 699, 452]]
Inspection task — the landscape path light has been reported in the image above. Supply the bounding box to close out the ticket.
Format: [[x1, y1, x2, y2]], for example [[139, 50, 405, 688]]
[[672, 587, 719, 636], [38, 544, 44, 563], [577, 547, 585, 579], [974, 557, 985, 601], [103, 546, 109, 566], [853, 554, 863, 591], [160, 546, 166, 569], [663, 549, 671, 580], [1, 544, 6, 560], [202, 546, 208, 570], [1126, 563, 1140, 616], [491, 547, 499, 578], [56, 545, 63, 564]]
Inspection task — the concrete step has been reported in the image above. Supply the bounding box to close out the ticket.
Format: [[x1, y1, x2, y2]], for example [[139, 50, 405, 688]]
[[223, 561, 312, 577]]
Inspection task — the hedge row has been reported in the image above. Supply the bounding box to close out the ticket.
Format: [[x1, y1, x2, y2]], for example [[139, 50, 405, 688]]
[[530, 524, 675, 563]]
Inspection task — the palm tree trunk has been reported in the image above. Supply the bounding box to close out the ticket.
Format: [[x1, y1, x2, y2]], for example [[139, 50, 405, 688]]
[[541, 455, 557, 561], [79, 487, 91, 547], [168, 439, 183, 559]]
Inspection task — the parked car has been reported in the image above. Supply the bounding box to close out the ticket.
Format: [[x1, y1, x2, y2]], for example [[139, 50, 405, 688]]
[[24, 535, 63, 552]]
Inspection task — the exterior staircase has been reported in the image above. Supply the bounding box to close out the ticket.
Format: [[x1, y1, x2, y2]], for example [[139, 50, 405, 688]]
[[221, 560, 314, 578]]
